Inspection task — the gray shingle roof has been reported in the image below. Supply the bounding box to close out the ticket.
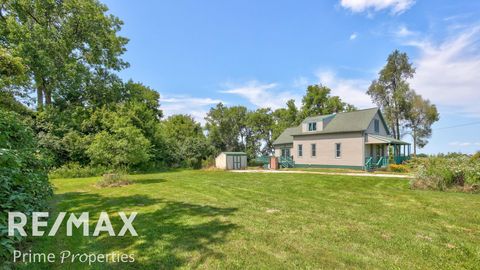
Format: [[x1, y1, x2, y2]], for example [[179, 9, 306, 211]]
[[301, 114, 335, 123], [273, 108, 385, 145], [272, 126, 300, 145]]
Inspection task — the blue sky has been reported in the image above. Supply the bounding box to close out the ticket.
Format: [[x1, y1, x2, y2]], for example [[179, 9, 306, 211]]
[[102, 0, 480, 154]]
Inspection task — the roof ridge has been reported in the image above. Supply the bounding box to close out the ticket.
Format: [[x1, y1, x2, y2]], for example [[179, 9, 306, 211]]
[[303, 107, 378, 119]]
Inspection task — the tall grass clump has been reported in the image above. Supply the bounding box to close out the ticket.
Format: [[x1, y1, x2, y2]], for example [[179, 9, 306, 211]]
[[49, 162, 107, 179], [411, 156, 480, 192]]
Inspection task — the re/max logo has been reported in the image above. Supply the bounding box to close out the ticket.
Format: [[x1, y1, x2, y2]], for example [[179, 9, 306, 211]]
[[8, 212, 138, 237]]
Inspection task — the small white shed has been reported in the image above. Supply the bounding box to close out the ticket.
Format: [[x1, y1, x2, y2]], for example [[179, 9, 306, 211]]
[[215, 152, 248, 170]]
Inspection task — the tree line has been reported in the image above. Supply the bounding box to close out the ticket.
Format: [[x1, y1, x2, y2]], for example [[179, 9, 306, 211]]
[[1, 0, 439, 174]]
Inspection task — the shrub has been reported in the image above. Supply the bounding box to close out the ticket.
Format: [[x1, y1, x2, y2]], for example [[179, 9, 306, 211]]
[[0, 109, 52, 263], [97, 173, 131, 187], [248, 160, 265, 167], [86, 126, 151, 169], [49, 162, 107, 179], [411, 156, 480, 192], [471, 151, 480, 161], [388, 164, 410, 173]]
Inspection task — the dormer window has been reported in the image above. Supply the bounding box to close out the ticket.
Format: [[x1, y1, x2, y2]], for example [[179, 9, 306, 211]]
[[374, 119, 380, 133], [308, 122, 317, 131]]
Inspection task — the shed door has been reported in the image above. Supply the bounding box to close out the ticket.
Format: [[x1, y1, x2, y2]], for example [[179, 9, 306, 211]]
[[233, 155, 242, 169]]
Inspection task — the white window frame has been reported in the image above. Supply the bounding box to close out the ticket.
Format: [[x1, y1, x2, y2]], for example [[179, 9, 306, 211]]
[[308, 122, 317, 131], [298, 144, 303, 157]]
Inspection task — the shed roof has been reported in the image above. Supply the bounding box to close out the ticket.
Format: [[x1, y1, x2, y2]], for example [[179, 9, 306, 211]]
[[221, 152, 247, 155]]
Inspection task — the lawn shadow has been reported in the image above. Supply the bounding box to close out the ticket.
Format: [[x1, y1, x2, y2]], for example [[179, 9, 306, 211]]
[[131, 178, 168, 185], [42, 191, 238, 269]]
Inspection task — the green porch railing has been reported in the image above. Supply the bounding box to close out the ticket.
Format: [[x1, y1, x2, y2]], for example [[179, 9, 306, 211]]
[[394, 156, 410, 164], [256, 156, 270, 169], [365, 155, 411, 170], [365, 157, 373, 171], [376, 156, 388, 168], [279, 156, 295, 168]]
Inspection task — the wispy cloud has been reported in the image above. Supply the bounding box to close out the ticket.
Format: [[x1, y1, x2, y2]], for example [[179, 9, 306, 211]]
[[394, 25, 416, 37], [350, 33, 358, 40], [161, 96, 223, 124], [221, 81, 299, 109], [340, 0, 415, 15], [405, 24, 480, 117], [315, 70, 374, 108]]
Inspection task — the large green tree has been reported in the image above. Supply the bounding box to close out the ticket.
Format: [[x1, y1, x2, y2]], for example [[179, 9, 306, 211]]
[[367, 50, 415, 139], [205, 103, 248, 153], [404, 91, 439, 155], [0, 0, 128, 109], [162, 114, 212, 168], [246, 108, 274, 158], [300, 84, 356, 118], [272, 99, 299, 140]]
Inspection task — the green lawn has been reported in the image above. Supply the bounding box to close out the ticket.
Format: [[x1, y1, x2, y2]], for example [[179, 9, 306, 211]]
[[23, 170, 480, 269]]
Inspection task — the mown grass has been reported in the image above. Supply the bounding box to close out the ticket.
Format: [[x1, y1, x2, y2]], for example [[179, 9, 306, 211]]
[[20, 170, 480, 269]]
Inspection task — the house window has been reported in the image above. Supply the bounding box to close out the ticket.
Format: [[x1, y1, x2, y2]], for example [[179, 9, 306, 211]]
[[281, 148, 290, 158], [335, 143, 341, 158], [308, 122, 317, 131], [311, 144, 316, 157], [374, 119, 380, 133], [298, 144, 303, 157]]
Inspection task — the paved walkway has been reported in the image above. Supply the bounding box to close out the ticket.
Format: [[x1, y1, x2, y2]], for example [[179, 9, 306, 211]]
[[231, 169, 412, 178]]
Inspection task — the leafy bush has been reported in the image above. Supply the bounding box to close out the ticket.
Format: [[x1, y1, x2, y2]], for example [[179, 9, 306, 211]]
[[0, 109, 52, 263], [97, 173, 131, 187], [411, 156, 480, 192], [86, 126, 151, 169], [248, 160, 265, 167], [471, 151, 480, 161], [49, 162, 107, 179], [388, 164, 410, 173]]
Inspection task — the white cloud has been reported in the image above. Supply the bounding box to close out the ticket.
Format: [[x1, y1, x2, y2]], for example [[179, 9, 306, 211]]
[[407, 25, 480, 117], [161, 96, 223, 125], [350, 33, 358, 40], [221, 81, 299, 109], [340, 0, 415, 15], [395, 25, 415, 37], [315, 70, 374, 108]]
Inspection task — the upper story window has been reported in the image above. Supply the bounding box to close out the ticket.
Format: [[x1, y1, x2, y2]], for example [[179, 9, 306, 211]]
[[374, 119, 380, 133], [308, 122, 317, 131], [298, 144, 303, 157]]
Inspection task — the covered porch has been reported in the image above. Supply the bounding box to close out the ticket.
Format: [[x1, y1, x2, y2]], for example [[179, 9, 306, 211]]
[[365, 134, 411, 170]]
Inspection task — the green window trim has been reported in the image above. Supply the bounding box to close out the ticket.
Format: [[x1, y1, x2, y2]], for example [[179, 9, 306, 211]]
[[311, 143, 316, 157]]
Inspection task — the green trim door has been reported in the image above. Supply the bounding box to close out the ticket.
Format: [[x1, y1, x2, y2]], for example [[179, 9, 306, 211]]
[[281, 148, 290, 158], [233, 155, 242, 169]]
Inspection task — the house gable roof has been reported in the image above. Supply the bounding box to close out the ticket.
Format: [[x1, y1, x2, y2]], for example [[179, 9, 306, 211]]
[[273, 108, 389, 145], [272, 126, 300, 145]]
